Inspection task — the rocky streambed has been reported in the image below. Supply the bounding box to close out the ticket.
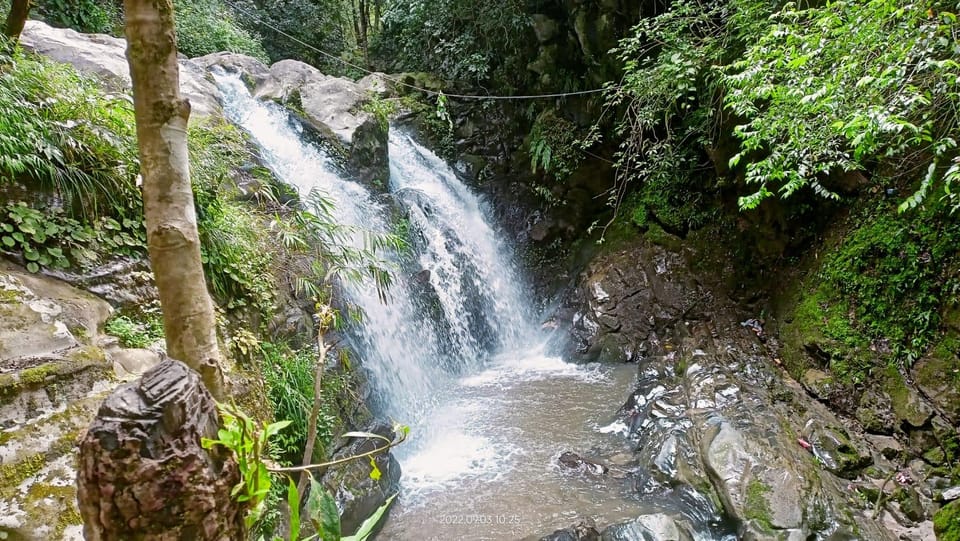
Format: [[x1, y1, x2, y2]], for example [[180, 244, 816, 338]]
[[529, 232, 944, 540]]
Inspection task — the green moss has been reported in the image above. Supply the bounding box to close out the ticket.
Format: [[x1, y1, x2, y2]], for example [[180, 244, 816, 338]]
[[0, 287, 21, 303], [935, 500, 960, 541], [19, 363, 57, 386], [744, 478, 774, 531], [781, 196, 960, 392], [0, 453, 45, 497], [644, 222, 684, 252], [54, 504, 83, 537]]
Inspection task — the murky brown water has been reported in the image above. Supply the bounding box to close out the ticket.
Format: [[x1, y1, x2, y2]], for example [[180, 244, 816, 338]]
[[378, 351, 640, 540]]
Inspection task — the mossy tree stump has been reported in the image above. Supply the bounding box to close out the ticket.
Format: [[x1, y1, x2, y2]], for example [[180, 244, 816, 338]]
[[76, 358, 242, 540]]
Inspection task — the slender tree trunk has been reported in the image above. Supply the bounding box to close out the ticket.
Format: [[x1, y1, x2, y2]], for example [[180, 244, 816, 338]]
[[358, 0, 369, 63], [4, 0, 30, 41], [296, 310, 332, 499], [350, 0, 361, 48], [124, 0, 225, 399]]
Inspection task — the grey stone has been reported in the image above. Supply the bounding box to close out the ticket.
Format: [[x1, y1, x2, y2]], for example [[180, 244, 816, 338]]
[[531, 14, 559, 43], [20, 20, 221, 117]]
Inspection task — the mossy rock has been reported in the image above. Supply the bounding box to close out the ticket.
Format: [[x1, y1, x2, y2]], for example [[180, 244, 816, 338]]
[[914, 331, 960, 424], [882, 365, 932, 429], [935, 500, 960, 541]]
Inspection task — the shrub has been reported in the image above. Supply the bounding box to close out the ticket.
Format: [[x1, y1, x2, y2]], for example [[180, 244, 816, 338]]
[[33, 0, 123, 35], [173, 0, 268, 61]]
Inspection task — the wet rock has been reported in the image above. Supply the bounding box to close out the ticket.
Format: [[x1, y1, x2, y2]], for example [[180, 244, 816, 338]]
[[321, 421, 401, 536], [801, 420, 873, 479], [560, 239, 702, 363], [45, 257, 157, 308], [538, 519, 601, 541], [600, 513, 694, 541], [262, 60, 389, 187], [20, 20, 221, 117], [896, 486, 925, 522], [558, 451, 608, 475], [192, 52, 272, 91], [942, 486, 960, 502]]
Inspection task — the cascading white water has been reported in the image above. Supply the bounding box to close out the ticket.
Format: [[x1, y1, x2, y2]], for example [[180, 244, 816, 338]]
[[213, 70, 443, 421], [213, 70, 647, 539]]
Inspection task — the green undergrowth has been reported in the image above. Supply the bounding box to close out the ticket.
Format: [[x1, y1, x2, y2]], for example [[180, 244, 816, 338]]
[[105, 307, 164, 349], [781, 196, 960, 385], [259, 342, 352, 465]]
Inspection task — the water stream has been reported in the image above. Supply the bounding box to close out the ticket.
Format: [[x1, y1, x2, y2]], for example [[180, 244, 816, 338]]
[[214, 70, 645, 539]]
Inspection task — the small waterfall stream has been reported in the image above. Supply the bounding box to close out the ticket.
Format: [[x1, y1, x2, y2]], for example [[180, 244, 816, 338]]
[[213, 70, 646, 539]]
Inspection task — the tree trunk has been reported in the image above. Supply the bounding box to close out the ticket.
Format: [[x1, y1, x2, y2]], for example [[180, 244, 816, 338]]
[[358, 0, 368, 63], [350, 0, 360, 48], [124, 0, 225, 399], [77, 358, 243, 540], [4, 0, 30, 41]]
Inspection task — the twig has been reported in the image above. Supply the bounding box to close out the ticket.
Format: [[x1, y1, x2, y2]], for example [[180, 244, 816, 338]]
[[873, 468, 897, 519], [268, 432, 407, 474]]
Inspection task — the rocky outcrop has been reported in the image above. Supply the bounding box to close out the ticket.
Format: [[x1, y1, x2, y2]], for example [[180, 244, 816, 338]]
[[20, 20, 222, 117], [195, 54, 390, 187], [77, 359, 242, 540], [0, 260, 162, 541], [557, 236, 906, 540]]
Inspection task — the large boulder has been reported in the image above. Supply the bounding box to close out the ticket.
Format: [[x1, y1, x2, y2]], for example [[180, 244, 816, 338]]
[[557, 236, 899, 540], [77, 359, 242, 540], [19, 20, 221, 117], [196, 55, 390, 188], [263, 60, 390, 188]]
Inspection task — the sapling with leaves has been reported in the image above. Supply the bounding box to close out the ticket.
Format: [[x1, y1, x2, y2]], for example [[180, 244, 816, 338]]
[[201, 402, 407, 540]]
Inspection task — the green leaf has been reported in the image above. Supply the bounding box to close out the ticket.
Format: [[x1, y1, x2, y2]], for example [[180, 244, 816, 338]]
[[264, 419, 292, 440], [368, 457, 381, 481], [287, 477, 301, 541], [26, 262, 39, 273], [24, 249, 40, 262], [1, 236, 14, 247], [342, 431, 389, 442], [341, 494, 396, 541], [307, 475, 340, 540]]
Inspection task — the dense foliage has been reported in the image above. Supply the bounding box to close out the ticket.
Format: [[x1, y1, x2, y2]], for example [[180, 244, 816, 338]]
[[0, 48, 143, 267], [611, 0, 960, 214], [32, 0, 123, 34], [173, 0, 268, 60], [373, 0, 530, 87]]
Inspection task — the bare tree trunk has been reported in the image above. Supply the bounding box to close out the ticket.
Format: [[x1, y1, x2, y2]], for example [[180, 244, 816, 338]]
[[77, 359, 243, 540], [124, 0, 225, 399], [4, 0, 30, 41], [350, 0, 361, 48], [296, 310, 332, 499], [358, 0, 369, 63]]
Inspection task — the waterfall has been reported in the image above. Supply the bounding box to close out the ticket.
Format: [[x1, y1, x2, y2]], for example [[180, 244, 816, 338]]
[[214, 70, 665, 539], [213, 69, 539, 424]]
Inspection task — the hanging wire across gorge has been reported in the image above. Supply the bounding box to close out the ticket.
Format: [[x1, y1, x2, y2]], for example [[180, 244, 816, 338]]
[[221, 0, 614, 101]]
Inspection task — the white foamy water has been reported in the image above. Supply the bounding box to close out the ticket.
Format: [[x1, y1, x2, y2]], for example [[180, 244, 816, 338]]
[[213, 70, 645, 539]]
